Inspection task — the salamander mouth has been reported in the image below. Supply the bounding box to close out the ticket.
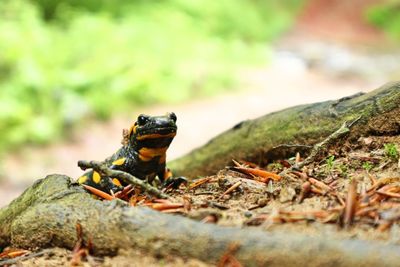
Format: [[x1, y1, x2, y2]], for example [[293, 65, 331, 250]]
[[136, 126, 177, 140]]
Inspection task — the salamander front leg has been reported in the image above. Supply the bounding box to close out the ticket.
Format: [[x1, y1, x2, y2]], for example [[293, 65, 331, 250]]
[[159, 168, 188, 189]]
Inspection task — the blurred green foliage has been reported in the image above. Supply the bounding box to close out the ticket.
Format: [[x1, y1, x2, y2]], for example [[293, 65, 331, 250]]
[[0, 0, 302, 153], [366, 1, 400, 40]]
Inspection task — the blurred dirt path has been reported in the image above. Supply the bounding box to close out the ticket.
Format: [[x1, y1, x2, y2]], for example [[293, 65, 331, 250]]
[[0, 62, 381, 207]]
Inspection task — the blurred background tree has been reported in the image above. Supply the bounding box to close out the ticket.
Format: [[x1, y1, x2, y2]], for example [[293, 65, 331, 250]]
[[367, 0, 400, 40], [0, 0, 302, 153]]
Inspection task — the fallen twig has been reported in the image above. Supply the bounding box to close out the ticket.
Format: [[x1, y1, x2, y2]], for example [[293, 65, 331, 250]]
[[292, 171, 308, 180], [221, 181, 242, 198], [189, 177, 212, 190], [298, 120, 357, 168], [309, 178, 332, 192], [280, 118, 361, 179], [70, 223, 91, 266], [367, 177, 400, 192], [0, 248, 30, 260], [201, 214, 219, 224], [231, 166, 281, 182], [376, 190, 400, 199], [246, 208, 343, 226], [342, 179, 358, 228], [377, 220, 393, 232], [298, 181, 311, 203], [82, 184, 114, 200], [311, 186, 325, 195], [0, 249, 52, 266], [114, 184, 134, 200], [148, 203, 184, 211], [295, 152, 301, 165], [217, 243, 242, 267], [78, 160, 169, 199]]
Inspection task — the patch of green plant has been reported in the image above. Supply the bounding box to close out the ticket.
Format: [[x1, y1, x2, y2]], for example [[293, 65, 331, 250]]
[[337, 163, 349, 178], [384, 143, 399, 160], [267, 162, 283, 172], [0, 0, 304, 153], [365, 1, 400, 41], [326, 155, 335, 172], [362, 162, 374, 172]]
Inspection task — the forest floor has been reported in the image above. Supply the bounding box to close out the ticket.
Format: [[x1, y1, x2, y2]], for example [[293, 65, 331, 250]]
[[2, 120, 400, 266]]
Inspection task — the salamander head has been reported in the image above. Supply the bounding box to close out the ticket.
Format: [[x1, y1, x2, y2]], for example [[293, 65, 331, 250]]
[[128, 112, 177, 147]]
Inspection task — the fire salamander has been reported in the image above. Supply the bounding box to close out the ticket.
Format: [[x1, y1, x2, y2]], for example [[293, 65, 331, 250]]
[[77, 112, 180, 193]]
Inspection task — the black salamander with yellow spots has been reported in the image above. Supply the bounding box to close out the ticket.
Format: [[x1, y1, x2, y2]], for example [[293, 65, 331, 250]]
[[77, 112, 179, 193]]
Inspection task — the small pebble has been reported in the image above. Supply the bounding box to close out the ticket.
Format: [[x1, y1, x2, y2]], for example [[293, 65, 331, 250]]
[[257, 198, 268, 207], [244, 211, 253, 218], [222, 194, 231, 200]]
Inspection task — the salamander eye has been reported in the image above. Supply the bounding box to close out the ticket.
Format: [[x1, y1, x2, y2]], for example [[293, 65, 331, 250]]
[[168, 112, 177, 123], [137, 114, 149, 125]]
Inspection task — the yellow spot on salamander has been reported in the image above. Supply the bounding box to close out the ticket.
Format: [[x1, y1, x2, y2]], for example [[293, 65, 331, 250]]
[[139, 147, 168, 157], [128, 125, 137, 136], [112, 158, 126, 166], [93, 171, 101, 184], [139, 147, 168, 162], [112, 178, 122, 186], [139, 154, 152, 162], [164, 168, 172, 180], [78, 175, 88, 184]]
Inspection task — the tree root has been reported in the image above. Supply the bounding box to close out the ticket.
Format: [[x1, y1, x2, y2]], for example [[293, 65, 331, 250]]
[[170, 81, 400, 178], [1, 175, 400, 267]]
